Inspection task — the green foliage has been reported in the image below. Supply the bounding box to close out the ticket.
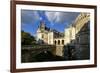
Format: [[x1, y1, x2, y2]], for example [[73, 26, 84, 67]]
[[21, 30, 36, 45]]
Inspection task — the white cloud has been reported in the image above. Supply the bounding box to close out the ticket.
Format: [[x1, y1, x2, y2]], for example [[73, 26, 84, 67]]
[[45, 11, 79, 24], [45, 12, 57, 23]]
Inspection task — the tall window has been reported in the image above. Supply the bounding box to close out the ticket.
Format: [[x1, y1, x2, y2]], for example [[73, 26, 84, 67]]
[[42, 34, 44, 38], [58, 40, 60, 45], [55, 40, 56, 45], [62, 40, 64, 45]]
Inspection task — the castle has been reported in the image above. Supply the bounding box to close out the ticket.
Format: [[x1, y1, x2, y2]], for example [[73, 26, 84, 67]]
[[36, 20, 75, 56], [36, 13, 90, 59]]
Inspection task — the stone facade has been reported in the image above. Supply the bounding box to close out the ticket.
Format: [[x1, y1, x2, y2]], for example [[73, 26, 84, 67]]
[[74, 21, 90, 59]]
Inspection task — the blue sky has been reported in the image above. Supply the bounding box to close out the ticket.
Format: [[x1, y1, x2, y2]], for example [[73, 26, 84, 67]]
[[21, 9, 80, 36]]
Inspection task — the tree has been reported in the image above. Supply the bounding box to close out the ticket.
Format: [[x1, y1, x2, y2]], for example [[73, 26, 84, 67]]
[[21, 30, 36, 45]]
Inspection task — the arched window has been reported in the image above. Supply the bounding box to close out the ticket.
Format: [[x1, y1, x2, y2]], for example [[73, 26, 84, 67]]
[[54, 40, 56, 45], [58, 40, 60, 45], [62, 40, 64, 45]]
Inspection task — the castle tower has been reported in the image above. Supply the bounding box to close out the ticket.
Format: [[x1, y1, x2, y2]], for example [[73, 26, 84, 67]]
[[39, 21, 45, 32], [64, 27, 71, 45], [36, 21, 49, 44], [36, 21, 45, 41]]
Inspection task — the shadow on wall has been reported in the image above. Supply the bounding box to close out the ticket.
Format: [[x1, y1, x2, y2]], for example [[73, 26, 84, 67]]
[[63, 21, 90, 60]]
